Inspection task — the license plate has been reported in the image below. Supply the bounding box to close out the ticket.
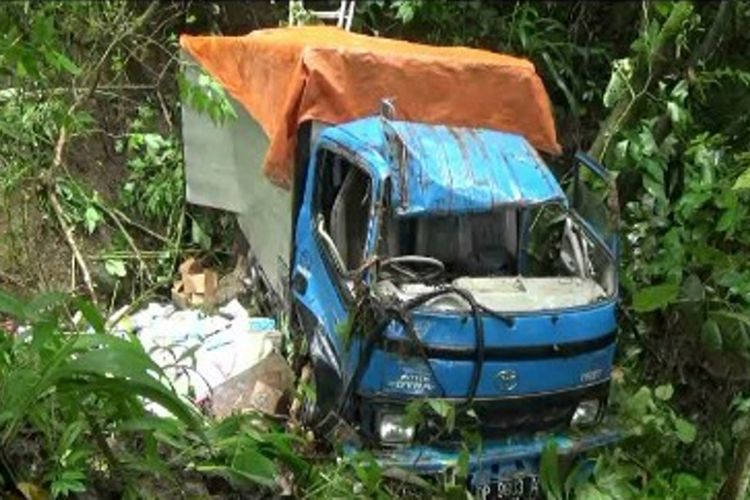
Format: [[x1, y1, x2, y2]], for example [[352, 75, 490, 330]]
[[473, 474, 541, 500]]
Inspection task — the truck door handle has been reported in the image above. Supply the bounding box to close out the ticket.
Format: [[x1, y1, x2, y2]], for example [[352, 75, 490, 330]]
[[292, 269, 309, 295]]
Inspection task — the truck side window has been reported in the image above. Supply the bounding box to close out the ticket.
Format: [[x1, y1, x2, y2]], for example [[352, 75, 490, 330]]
[[572, 179, 609, 240], [314, 149, 372, 273]]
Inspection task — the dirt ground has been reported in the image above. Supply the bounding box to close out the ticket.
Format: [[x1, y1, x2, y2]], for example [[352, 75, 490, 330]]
[[0, 1, 284, 303]]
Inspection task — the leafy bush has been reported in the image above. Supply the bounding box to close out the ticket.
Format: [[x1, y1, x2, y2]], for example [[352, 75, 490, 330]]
[[0, 290, 307, 497], [119, 106, 184, 226]]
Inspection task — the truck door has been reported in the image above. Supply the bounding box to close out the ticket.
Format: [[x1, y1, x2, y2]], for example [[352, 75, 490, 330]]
[[291, 144, 375, 415], [570, 151, 619, 254], [563, 151, 619, 295]]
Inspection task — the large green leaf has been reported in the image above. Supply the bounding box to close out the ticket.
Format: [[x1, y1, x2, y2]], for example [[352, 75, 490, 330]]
[[0, 289, 25, 318], [632, 283, 680, 312], [73, 298, 106, 334], [700, 319, 722, 351], [0, 334, 81, 444], [23, 292, 68, 321], [710, 309, 750, 328], [231, 445, 277, 487], [76, 378, 202, 433], [56, 336, 203, 430], [540, 441, 563, 500], [674, 418, 697, 444], [732, 166, 750, 190]]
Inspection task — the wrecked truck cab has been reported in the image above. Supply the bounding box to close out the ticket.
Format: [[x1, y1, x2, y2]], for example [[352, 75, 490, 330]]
[[179, 25, 621, 485], [292, 117, 619, 454]]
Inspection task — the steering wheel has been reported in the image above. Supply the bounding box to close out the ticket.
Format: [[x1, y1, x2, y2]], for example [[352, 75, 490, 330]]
[[379, 255, 445, 282]]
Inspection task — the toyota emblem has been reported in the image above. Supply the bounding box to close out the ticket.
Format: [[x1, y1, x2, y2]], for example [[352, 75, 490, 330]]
[[496, 369, 518, 391]]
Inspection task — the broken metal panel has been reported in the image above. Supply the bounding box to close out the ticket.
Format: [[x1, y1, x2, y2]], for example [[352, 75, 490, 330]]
[[318, 117, 567, 217], [382, 299, 617, 350], [385, 121, 567, 216]]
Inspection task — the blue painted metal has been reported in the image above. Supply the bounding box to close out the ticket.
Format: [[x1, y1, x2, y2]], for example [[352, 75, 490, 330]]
[[291, 144, 355, 373], [291, 116, 620, 473], [319, 117, 567, 217], [357, 301, 617, 398], [385, 301, 617, 349], [575, 150, 610, 181], [345, 424, 621, 475], [360, 345, 615, 398]]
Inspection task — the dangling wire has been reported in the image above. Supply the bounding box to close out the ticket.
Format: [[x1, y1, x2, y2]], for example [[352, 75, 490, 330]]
[[338, 284, 516, 423]]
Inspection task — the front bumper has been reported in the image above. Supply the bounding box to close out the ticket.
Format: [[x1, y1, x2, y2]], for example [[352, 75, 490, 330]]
[[344, 423, 620, 475]]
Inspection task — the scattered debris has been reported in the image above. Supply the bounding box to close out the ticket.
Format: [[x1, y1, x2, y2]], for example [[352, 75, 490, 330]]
[[215, 253, 250, 305], [212, 351, 295, 419], [1, 317, 18, 335], [172, 257, 219, 308], [116, 298, 290, 417]]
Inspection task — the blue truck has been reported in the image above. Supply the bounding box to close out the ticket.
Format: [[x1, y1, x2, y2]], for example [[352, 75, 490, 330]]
[[291, 115, 620, 492], [181, 27, 620, 497]]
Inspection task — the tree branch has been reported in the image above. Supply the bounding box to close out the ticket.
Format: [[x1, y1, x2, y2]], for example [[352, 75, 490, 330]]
[[81, 0, 160, 101], [589, 2, 695, 159], [38, 0, 162, 305], [48, 183, 99, 305], [653, 0, 734, 142], [718, 435, 750, 500]]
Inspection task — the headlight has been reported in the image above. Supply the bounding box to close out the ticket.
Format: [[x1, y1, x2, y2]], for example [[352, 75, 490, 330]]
[[571, 399, 602, 428], [377, 413, 415, 444]]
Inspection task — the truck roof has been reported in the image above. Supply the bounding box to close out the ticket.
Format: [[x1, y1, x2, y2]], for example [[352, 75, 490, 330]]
[[180, 26, 560, 189], [323, 117, 567, 216]]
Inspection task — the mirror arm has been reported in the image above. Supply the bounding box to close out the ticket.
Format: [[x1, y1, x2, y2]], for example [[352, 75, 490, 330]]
[[575, 150, 610, 180], [572, 162, 581, 209]]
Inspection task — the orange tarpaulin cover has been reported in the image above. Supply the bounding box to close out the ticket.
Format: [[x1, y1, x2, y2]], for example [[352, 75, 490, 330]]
[[180, 26, 561, 188]]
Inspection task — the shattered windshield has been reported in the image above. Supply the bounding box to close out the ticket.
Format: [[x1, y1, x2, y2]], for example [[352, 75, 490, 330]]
[[374, 203, 617, 310], [377, 209, 521, 278]]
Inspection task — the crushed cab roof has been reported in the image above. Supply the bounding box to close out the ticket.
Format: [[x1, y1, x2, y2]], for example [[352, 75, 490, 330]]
[[180, 26, 561, 189], [322, 118, 567, 216]]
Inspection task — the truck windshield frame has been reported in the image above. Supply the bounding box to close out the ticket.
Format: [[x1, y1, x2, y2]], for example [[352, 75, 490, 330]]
[[368, 196, 617, 314], [311, 143, 379, 296]]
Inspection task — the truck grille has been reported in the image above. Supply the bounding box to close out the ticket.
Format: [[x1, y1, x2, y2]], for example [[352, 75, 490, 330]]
[[412, 401, 576, 444], [471, 400, 576, 437], [411, 383, 609, 444]]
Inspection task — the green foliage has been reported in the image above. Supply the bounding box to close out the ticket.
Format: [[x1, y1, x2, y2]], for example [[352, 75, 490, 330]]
[[178, 65, 238, 127], [0, 2, 81, 82], [540, 441, 563, 500], [0, 289, 317, 497], [617, 384, 697, 445], [365, 1, 610, 119], [1, 0, 749, 497], [613, 4, 750, 363], [571, 448, 716, 499], [0, 289, 199, 495], [194, 414, 306, 489], [119, 106, 184, 226], [632, 283, 680, 312], [56, 179, 106, 234]]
